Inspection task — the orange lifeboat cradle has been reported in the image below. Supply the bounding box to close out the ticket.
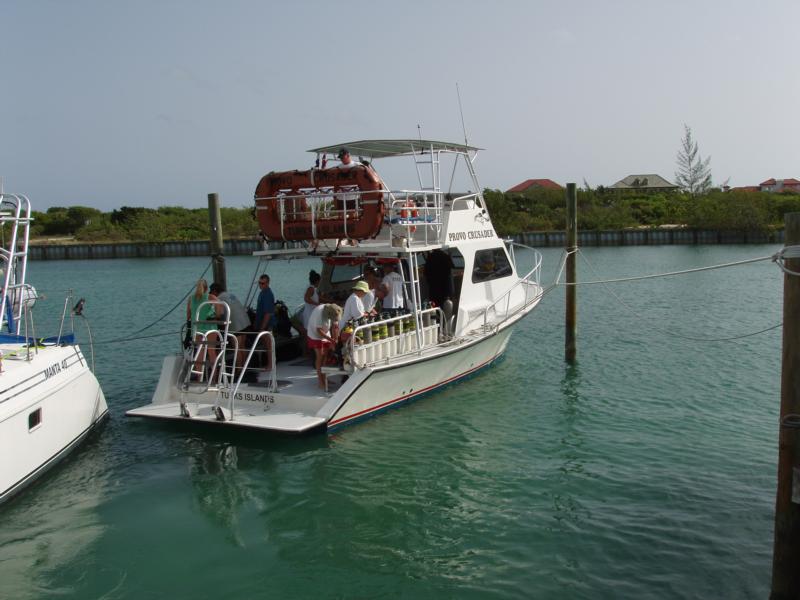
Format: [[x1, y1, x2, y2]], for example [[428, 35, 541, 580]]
[[255, 165, 386, 242]]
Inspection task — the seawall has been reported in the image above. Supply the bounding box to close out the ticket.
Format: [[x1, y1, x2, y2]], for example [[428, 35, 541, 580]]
[[27, 228, 785, 260], [29, 238, 269, 260], [512, 228, 784, 247]]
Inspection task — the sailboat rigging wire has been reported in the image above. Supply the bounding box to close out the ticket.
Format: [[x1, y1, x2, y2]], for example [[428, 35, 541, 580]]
[[576, 250, 782, 342]]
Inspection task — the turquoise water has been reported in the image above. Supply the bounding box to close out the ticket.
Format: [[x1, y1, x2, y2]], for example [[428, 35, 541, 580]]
[[0, 246, 783, 599]]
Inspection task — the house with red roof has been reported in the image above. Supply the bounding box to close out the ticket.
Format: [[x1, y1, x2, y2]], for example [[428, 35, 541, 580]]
[[506, 179, 563, 193], [759, 178, 800, 193]]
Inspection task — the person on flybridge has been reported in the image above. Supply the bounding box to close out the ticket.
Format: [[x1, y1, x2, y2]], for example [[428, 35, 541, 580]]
[[337, 147, 357, 168]]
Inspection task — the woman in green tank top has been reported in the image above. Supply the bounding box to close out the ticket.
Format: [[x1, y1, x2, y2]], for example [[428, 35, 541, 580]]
[[187, 279, 220, 379]]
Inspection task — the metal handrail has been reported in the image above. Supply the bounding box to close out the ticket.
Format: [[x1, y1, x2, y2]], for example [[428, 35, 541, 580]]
[[480, 243, 544, 332], [21, 285, 38, 359], [256, 189, 373, 241], [225, 330, 276, 420], [347, 307, 445, 367], [57, 291, 71, 344], [0, 193, 32, 334], [255, 187, 477, 243], [446, 192, 480, 209]]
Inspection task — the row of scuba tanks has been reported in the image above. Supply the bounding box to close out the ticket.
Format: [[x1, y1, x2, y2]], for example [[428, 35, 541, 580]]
[[342, 302, 441, 366]]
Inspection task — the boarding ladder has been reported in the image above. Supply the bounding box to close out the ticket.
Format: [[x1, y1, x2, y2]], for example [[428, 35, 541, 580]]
[[179, 300, 277, 421], [179, 300, 233, 416]]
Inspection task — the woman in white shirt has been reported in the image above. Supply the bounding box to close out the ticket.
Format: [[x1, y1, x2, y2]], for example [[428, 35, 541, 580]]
[[307, 303, 342, 389], [302, 270, 321, 328]]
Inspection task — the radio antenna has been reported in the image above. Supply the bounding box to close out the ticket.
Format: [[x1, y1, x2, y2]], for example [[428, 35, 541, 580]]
[[456, 82, 469, 146], [417, 124, 423, 143]]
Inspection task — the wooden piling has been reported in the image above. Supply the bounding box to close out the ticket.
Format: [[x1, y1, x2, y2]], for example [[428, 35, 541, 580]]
[[565, 183, 577, 363], [771, 212, 800, 599], [208, 193, 227, 290]]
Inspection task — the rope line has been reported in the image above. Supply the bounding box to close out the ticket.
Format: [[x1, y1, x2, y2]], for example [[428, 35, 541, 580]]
[[550, 248, 575, 288], [773, 245, 800, 276], [126, 260, 211, 337], [89, 260, 211, 346], [575, 250, 782, 342], [559, 251, 775, 286]]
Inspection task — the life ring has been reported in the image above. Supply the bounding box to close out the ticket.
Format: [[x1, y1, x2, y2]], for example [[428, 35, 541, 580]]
[[400, 198, 418, 232], [254, 165, 384, 241]]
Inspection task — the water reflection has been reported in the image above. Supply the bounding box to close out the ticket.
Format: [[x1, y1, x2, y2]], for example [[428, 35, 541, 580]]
[[186, 430, 330, 547], [0, 432, 112, 600], [190, 443, 253, 547], [549, 364, 591, 527]]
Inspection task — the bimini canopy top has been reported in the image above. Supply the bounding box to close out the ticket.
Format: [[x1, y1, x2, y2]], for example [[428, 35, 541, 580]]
[[308, 139, 482, 160]]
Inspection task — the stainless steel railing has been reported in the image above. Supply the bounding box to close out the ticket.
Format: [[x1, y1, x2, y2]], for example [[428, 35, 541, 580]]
[[347, 306, 445, 369], [480, 243, 544, 332]]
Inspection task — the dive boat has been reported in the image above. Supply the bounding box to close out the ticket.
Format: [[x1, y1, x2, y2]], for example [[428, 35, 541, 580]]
[[0, 191, 108, 504], [127, 139, 543, 433]]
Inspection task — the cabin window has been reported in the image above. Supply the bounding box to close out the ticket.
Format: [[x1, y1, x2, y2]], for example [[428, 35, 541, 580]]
[[472, 247, 513, 283], [329, 264, 363, 285], [28, 407, 42, 431]]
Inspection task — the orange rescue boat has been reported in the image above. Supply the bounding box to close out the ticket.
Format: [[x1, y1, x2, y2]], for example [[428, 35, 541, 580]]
[[254, 165, 385, 241]]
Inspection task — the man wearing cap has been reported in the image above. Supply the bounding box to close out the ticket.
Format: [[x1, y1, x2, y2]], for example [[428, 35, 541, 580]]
[[340, 280, 370, 330], [337, 147, 357, 168]]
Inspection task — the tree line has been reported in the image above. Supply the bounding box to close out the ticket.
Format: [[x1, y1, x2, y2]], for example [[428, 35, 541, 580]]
[[25, 188, 800, 243], [483, 187, 800, 238], [30, 205, 260, 242]]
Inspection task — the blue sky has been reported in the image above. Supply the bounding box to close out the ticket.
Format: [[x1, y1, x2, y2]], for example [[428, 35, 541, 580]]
[[1, 0, 798, 210]]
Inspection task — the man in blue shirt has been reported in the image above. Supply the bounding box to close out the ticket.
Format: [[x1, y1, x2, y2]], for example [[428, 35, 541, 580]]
[[255, 274, 276, 370]]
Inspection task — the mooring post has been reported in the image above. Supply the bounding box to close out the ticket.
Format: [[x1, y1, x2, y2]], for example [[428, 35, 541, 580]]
[[565, 182, 577, 363], [771, 212, 800, 599], [208, 193, 226, 290]]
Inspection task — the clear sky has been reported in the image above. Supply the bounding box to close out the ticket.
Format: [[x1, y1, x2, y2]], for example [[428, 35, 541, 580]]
[[1, 0, 798, 210]]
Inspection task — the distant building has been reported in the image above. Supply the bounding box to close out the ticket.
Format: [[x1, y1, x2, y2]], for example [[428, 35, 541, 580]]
[[610, 174, 679, 192], [759, 178, 800, 193], [730, 186, 760, 192], [506, 179, 563, 193]]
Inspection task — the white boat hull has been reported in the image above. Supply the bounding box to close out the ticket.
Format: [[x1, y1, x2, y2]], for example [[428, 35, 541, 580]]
[[327, 326, 513, 429], [0, 345, 108, 504], [126, 323, 517, 434]]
